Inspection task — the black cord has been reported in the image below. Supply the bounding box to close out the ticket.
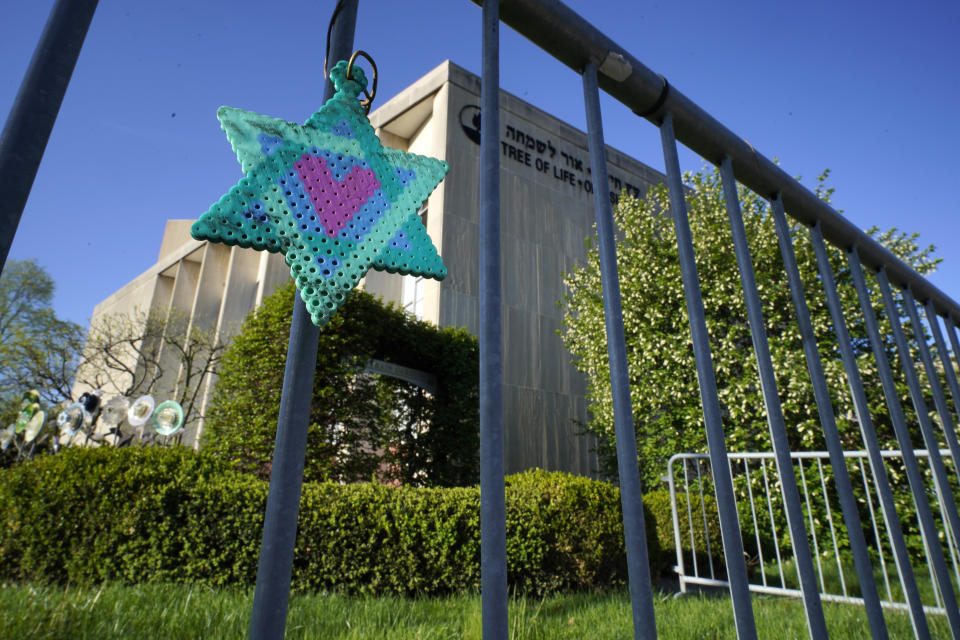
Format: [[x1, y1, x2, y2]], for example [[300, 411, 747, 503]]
[[323, 0, 347, 77]]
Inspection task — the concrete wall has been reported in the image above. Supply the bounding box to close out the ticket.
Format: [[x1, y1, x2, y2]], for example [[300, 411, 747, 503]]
[[370, 61, 665, 475]]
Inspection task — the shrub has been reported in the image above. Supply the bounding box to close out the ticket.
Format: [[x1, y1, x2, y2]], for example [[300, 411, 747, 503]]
[[0, 446, 236, 584], [204, 282, 480, 487], [0, 447, 659, 595], [505, 470, 661, 589]]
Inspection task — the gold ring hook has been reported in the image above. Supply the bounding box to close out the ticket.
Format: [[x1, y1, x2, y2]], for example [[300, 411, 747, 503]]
[[346, 50, 378, 114]]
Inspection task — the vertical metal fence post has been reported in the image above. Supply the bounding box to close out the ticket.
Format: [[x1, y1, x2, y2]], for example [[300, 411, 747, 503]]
[[659, 114, 757, 640], [947, 319, 960, 399], [905, 291, 960, 490], [246, 2, 357, 638], [718, 158, 827, 639], [720, 156, 827, 640], [769, 196, 887, 639], [847, 247, 960, 637], [666, 457, 688, 593], [743, 459, 767, 587], [926, 303, 960, 438], [0, 0, 99, 273], [875, 271, 960, 595], [581, 61, 657, 640], [479, 1, 508, 638], [809, 225, 930, 638]]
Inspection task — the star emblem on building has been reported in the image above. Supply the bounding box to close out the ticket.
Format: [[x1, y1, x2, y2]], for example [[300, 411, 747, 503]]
[[191, 60, 448, 326]]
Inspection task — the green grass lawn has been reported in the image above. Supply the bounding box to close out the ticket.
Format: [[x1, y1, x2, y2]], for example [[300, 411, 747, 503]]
[[0, 582, 949, 639]]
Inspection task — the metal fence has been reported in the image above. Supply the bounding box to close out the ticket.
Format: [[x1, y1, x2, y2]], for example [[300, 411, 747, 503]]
[[5, 1, 960, 639], [476, 1, 960, 639], [667, 450, 960, 617]]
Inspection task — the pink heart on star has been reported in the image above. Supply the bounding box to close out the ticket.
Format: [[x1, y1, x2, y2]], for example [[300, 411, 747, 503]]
[[294, 154, 380, 238]]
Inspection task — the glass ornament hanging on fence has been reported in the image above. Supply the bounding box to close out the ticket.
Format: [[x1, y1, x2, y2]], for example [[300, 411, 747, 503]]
[[191, 58, 448, 327], [13, 390, 40, 434], [22, 411, 46, 443]]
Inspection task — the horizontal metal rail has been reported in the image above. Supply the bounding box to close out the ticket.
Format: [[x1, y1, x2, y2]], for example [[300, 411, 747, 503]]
[[680, 576, 948, 617], [690, 449, 957, 461], [471, 0, 960, 325]]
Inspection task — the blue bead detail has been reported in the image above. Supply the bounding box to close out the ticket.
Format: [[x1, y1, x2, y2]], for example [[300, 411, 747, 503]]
[[315, 254, 341, 278], [331, 119, 355, 138], [257, 133, 284, 156], [325, 152, 370, 181], [388, 228, 412, 252], [339, 190, 390, 242], [276, 170, 323, 235], [394, 166, 417, 186], [242, 200, 269, 223]]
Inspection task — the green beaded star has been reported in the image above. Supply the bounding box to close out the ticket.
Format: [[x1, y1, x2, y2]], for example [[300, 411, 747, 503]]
[[191, 60, 448, 326]]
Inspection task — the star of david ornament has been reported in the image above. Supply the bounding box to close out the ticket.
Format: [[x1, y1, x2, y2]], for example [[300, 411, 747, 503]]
[[191, 60, 448, 326]]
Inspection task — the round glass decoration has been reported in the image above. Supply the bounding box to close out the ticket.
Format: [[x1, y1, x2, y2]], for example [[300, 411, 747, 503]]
[[100, 396, 130, 427], [57, 402, 86, 436], [0, 425, 14, 450], [152, 400, 184, 436], [23, 410, 46, 443], [127, 395, 155, 427]]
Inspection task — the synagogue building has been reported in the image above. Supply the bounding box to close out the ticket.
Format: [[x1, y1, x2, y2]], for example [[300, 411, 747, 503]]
[[76, 60, 665, 476]]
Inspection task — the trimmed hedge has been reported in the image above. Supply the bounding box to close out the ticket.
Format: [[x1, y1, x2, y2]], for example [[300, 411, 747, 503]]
[[0, 447, 661, 595]]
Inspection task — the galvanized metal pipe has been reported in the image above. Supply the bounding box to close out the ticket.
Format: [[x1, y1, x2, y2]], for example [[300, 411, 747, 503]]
[[670, 449, 955, 462], [816, 458, 847, 597], [718, 158, 827, 639], [248, 299, 323, 640], [465, 0, 960, 324], [683, 461, 700, 578], [743, 459, 767, 588], [582, 61, 657, 640], [916, 297, 960, 492], [677, 574, 949, 616], [678, 448, 952, 462], [246, 2, 357, 638], [947, 319, 960, 395], [694, 459, 715, 581], [881, 278, 960, 540], [760, 459, 786, 588], [848, 248, 959, 637], [797, 462, 826, 593], [858, 459, 894, 602], [910, 307, 960, 597], [811, 227, 930, 638], [769, 196, 887, 638], [874, 270, 960, 625], [660, 114, 757, 640], [927, 303, 960, 437], [0, 0, 99, 273], [479, 1, 508, 638], [665, 457, 688, 593]]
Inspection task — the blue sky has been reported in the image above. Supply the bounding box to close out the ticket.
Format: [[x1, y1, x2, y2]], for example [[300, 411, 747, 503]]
[[2, 0, 958, 327]]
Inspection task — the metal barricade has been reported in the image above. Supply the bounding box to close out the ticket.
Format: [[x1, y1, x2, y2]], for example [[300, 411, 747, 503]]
[[667, 449, 960, 617]]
